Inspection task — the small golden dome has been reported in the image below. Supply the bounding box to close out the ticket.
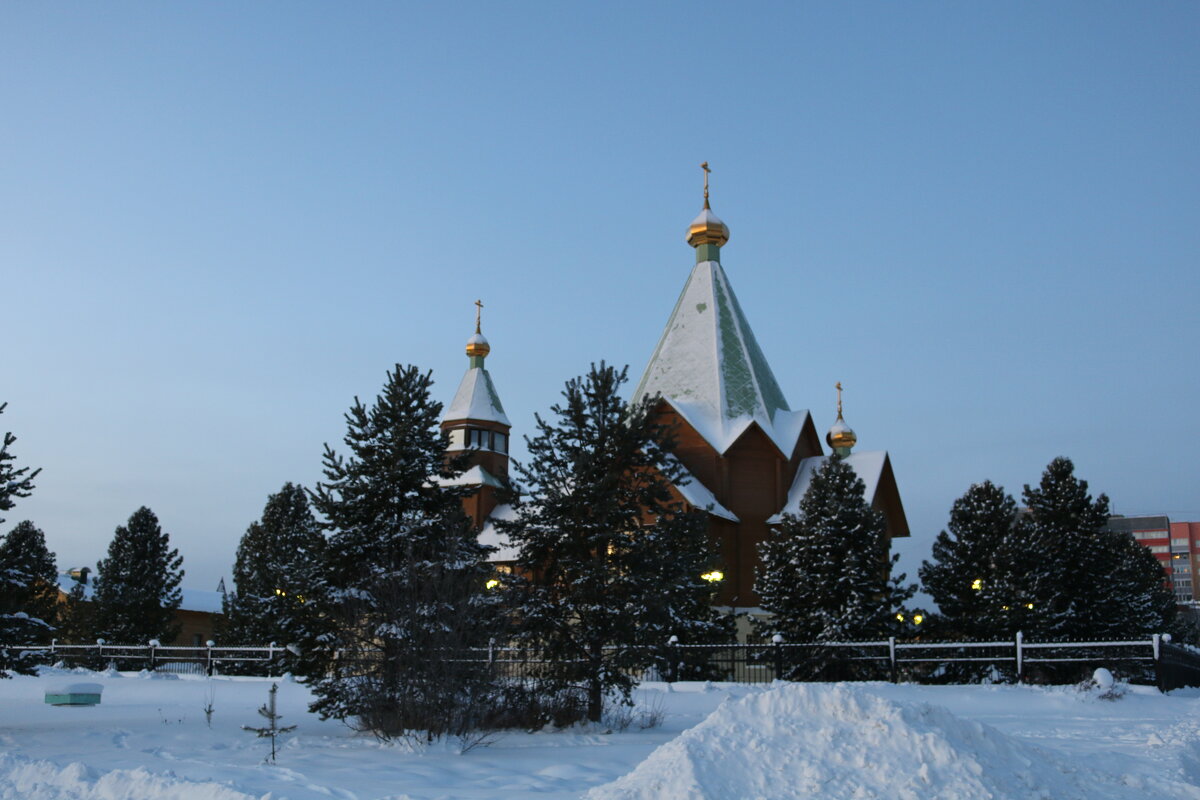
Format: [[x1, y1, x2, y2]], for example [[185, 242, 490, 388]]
[[465, 332, 490, 358], [826, 381, 856, 451], [826, 416, 857, 451], [687, 205, 730, 248]]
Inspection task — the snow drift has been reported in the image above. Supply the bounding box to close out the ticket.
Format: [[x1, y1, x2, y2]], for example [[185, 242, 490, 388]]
[[0, 753, 262, 800], [587, 683, 1168, 800]]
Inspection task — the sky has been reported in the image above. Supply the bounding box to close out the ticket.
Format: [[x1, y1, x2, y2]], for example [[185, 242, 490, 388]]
[[3, 2, 1198, 599]]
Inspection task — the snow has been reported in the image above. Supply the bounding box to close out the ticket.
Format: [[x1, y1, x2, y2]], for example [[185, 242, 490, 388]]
[[768, 450, 889, 523], [479, 503, 519, 561], [633, 261, 802, 457], [443, 366, 511, 426], [5, 670, 1200, 799], [665, 455, 738, 522], [434, 464, 506, 489]]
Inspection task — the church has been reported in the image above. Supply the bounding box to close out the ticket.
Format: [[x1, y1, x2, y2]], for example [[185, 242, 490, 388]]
[[440, 167, 909, 612]]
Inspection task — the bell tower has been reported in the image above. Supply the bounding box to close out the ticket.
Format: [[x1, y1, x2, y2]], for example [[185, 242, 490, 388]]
[[441, 300, 511, 526]]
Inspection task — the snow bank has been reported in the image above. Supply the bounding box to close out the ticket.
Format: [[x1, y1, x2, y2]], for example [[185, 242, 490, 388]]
[[0, 753, 262, 800], [587, 683, 1162, 800]]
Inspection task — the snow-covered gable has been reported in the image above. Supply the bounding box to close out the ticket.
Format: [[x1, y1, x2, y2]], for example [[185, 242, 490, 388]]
[[478, 503, 519, 562], [433, 464, 506, 489], [767, 450, 889, 523], [443, 367, 510, 426], [633, 260, 801, 455], [665, 454, 738, 522]]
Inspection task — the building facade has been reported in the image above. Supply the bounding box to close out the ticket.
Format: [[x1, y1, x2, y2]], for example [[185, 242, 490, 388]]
[[1106, 515, 1200, 604]]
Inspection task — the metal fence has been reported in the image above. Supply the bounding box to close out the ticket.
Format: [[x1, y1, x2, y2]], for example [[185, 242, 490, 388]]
[[7, 641, 289, 676], [10, 633, 1200, 689]]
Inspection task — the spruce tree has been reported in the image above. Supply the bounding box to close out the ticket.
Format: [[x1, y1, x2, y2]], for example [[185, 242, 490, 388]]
[[919, 481, 1026, 640], [0, 403, 40, 528], [301, 364, 500, 740], [0, 404, 45, 676], [1016, 457, 1176, 641], [500, 363, 730, 723], [0, 521, 59, 638], [93, 507, 184, 644], [222, 482, 324, 647], [754, 455, 913, 676]]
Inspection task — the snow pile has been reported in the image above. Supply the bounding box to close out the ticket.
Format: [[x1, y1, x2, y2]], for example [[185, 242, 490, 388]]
[[0, 753, 262, 800], [587, 683, 1166, 800]]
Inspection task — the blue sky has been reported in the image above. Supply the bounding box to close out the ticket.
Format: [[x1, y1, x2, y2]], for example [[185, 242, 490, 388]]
[[3, 2, 1198, 596]]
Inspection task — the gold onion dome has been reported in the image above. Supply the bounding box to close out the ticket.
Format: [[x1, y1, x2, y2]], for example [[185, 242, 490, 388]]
[[826, 381, 857, 451], [826, 415, 857, 450], [687, 161, 730, 247], [687, 205, 730, 247], [466, 332, 490, 358]]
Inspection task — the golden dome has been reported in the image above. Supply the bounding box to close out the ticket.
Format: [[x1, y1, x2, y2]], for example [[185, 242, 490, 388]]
[[826, 416, 857, 451], [826, 381, 856, 452], [687, 162, 730, 248], [687, 204, 730, 248], [466, 332, 490, 358]]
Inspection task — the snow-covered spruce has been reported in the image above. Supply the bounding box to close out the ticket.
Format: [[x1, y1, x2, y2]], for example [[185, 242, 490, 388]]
[[300, 364, 504, 741], [92, 507, 184, 647], [500, 363, 732, 723], [754, 454, 913, 677]]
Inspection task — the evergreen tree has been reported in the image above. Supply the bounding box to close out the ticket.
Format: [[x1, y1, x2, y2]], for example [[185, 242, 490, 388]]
[[919, 481, 1026, 640], [93, 507, 184, 644], [754, 455, 914, 677], [0, 521, 59, 639], [1016, 457, 1176, 641], [0, 403, 40, 528], [300, 364, 500, 741], [0, 404, 45, 677], [500, 363, 730, 723], [222, 482, 324, 647]]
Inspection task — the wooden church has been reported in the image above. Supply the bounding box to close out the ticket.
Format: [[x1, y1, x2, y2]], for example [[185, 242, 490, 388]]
[[444, 168, 908, 611]]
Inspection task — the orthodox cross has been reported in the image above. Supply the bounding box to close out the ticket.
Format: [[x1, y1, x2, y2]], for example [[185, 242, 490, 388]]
[[701, 161, 711, 208], [835, 381, 844, 420], [474, 299, 484, 335]]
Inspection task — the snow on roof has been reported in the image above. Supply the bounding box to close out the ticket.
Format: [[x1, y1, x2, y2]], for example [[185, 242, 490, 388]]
[[433, 464, 506, 489], [479, 503, 519, 562], [665, 454, 738, 522], [55, 575, 225, 614], [767, 450, 889, 523], [443, 366, 510, 427], [633, 260, 799, 455]]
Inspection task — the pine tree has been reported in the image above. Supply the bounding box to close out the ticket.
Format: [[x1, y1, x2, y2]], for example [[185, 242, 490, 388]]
[[300, 364, 500, 741], [754, 455, 914, 677], [1017, 457, 1176, 641], [500, 363, 730, 723], [222, 482, 324, 647], [0, 404, 45, 677], [919, 481, 1026, 640], [0, 521, 59, 638], [93, 507, 184, 644], [0, 403, 40, 528]]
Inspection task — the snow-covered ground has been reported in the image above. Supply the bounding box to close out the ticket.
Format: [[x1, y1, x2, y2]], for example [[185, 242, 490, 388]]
[[4, 668, 1200, 799]]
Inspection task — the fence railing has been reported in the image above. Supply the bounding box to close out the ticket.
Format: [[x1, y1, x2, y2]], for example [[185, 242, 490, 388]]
[[10, 632, 1200, 689], [7, 641, 288, 676]]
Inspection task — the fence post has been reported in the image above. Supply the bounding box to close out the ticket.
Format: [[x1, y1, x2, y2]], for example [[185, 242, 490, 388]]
[[205, 640, 215, 677], [1015, 631, 1024, 683], [148, 639, 159, 672], [666, 635, 678, 684], [772, 634, 784, 681], [488, 637, 496, 665], [888, 637, 897, 683], [96, 638, 105, 670]]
